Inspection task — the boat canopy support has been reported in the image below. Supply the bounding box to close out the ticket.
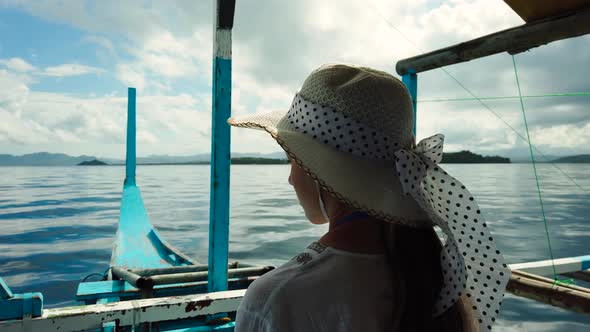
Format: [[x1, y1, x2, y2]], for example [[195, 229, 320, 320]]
[[401, 71, 418, 136], [208, 0, 236, 295], [396, 7, 590, 75]]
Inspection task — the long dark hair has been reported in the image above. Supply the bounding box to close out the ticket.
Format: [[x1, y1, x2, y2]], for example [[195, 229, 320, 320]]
[[384, 223, 473, 332]]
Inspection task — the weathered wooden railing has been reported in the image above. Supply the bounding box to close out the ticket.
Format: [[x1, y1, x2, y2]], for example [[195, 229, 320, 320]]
[[0, 290, 244, 332], [507, 255, 590, 314]]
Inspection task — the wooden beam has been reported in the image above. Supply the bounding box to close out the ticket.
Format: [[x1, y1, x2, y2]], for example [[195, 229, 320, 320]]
[[76, 277, 257, 302], [395, 7, 590, 75], [504, 0, 590, 23], [0, 290, 245, 332], [509, 255, 590, 277], [507, 270, 590, 314]]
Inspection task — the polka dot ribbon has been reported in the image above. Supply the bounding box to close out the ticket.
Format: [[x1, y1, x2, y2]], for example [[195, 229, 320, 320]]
[[394, 134, 511, 332]]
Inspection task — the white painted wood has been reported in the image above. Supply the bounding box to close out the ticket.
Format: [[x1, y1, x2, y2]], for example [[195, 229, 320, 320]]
[[215, 29, 232, 59], [509, 255, 589, 276], [0, 290, 245, 332]]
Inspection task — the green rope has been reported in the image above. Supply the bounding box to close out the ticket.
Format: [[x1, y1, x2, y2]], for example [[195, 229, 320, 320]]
[[554, 278, 575, 286], [512, 55, 560, 282], [419, 92, 590, 103]]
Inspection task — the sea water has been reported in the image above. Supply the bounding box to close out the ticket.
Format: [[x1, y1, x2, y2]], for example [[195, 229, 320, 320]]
[[0, 164, 589, 331]]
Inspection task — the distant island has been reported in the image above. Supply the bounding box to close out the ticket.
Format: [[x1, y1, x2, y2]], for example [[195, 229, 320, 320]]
[[77, 159, 108, 166], [550, 154, 590, 163], [441, 151, 510, 164], [0, 152, 99, 166]]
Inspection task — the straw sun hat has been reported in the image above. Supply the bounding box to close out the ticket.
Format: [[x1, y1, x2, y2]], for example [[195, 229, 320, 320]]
[[228, 64, 510, 331]]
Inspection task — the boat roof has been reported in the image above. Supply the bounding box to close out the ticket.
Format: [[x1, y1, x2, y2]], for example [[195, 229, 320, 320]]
[[504, 0, 590, 22]]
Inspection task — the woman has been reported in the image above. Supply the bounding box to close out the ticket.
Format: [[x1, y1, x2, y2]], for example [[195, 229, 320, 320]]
[[229, 64, 509, 331]]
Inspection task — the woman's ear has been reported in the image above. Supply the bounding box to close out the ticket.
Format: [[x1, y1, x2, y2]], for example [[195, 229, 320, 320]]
[[315, 181, 331, 224]]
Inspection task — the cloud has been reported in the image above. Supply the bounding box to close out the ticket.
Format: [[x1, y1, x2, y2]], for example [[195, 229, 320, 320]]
[[41, 64, 104, 77], [82, 35, 116, 56], [531, 122, 590, 149], [0, 57, 36, 72], [116, 63, 146, 92], [1, 0, 589, 158], [0, 67, 216, 157], [0, 57, 104, 79]]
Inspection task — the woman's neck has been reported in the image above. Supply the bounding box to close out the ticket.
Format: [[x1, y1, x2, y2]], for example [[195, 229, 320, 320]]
[[316, 190, 388, 254], [319, 212, 387, 254]]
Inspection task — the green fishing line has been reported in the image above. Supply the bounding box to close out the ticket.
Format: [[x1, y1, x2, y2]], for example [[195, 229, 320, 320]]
[[512, 55, 561, 283]]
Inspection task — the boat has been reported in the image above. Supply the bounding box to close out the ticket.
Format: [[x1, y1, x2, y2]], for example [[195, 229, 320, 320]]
[[0, 0, 589, 330]]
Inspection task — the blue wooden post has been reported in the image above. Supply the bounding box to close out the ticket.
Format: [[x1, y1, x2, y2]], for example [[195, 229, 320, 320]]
[[125, 87, 137, 186], [208, 0, 235, 294], [402, 70, 418, 137]]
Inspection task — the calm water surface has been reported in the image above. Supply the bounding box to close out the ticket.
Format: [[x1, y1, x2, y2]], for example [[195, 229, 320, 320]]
[[0, 164, 589, 331]]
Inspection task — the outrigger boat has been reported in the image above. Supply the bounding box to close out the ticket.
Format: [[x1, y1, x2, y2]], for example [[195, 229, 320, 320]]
[[0, 0, 589, 331]]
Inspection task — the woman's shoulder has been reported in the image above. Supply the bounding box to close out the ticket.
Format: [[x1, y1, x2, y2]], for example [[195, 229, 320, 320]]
[[240, 242, 391, 309], [238, 243, 325, 315]]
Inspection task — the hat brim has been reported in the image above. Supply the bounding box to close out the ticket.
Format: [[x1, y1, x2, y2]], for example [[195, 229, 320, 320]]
[[228, 111, 430, 227]]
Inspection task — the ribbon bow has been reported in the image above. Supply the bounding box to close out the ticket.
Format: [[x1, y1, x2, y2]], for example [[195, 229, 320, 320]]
[[394, 134, 445, 195]]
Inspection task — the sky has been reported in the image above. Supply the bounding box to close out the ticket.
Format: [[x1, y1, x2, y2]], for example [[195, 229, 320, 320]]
[[0, 0, 589, 160]]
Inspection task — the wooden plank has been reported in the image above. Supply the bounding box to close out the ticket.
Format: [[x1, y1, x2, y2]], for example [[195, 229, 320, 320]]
[[0, 290, 245, 332], [509, 255, 590, 277], [504, 0, 590, 23], [76, 277, 258, 302], [395, 7, 590, 75], [507, 270, 590, 314]]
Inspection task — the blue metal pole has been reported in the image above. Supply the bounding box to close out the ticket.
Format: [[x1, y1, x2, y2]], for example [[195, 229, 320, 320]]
[[208, 0, 235, 294], [125, 87, 137, 186], [402, 70, 418, 137]]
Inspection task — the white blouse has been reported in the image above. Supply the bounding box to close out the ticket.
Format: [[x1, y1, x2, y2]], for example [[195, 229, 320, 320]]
[[235, 242, 397, 332]]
